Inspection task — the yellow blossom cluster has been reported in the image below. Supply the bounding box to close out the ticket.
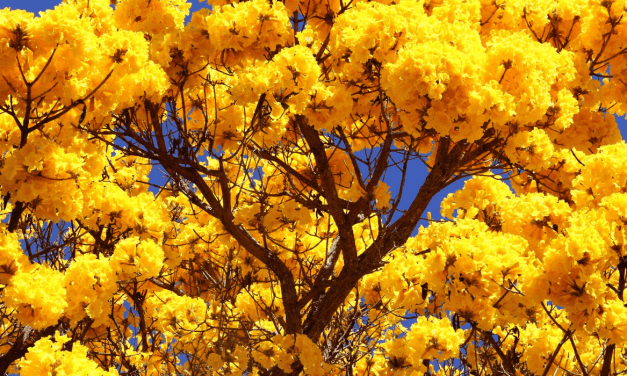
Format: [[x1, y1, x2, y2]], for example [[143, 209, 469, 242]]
[[1, 0, 627, 374], [20, 333, 118, 376]]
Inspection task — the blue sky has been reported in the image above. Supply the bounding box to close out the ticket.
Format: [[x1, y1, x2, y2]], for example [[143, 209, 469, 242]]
[[7, 0, 212, 18]]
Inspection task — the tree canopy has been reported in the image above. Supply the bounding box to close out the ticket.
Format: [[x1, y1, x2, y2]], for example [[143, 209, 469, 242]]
[[1, 0, 627, 375]]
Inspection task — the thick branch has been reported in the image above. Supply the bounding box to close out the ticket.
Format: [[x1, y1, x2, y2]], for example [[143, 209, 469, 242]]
[[0, 325, 57, 375], [600, 344, 614, 376], [485, 332, 517, 376], [302, 137, 464, 340], [147, 103, 302, 334], [298, 116, 358, 266]]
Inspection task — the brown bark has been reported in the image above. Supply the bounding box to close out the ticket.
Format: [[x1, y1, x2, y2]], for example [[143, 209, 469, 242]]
[[0, 325, 57, 376]]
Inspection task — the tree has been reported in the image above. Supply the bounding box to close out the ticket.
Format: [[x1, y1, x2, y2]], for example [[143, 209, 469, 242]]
[[1, 0, 627, 374]]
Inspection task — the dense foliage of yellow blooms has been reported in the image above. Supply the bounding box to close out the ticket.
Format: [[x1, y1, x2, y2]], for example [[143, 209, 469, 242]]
[[1, 0, 627, 375]]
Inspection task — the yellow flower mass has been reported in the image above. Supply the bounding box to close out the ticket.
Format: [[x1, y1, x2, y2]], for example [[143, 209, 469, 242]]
[[0, 0, 627, 374]]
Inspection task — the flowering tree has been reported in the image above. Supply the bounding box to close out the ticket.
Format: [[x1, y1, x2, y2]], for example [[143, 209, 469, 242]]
[[1, 0, 627, 375]]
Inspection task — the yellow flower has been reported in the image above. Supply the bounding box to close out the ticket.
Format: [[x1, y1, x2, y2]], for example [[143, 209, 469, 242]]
[[374, 182, 392, 210], [4, 266, 67, 330], [19, 333, 118, 376], [111, 237, 164, 279]]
